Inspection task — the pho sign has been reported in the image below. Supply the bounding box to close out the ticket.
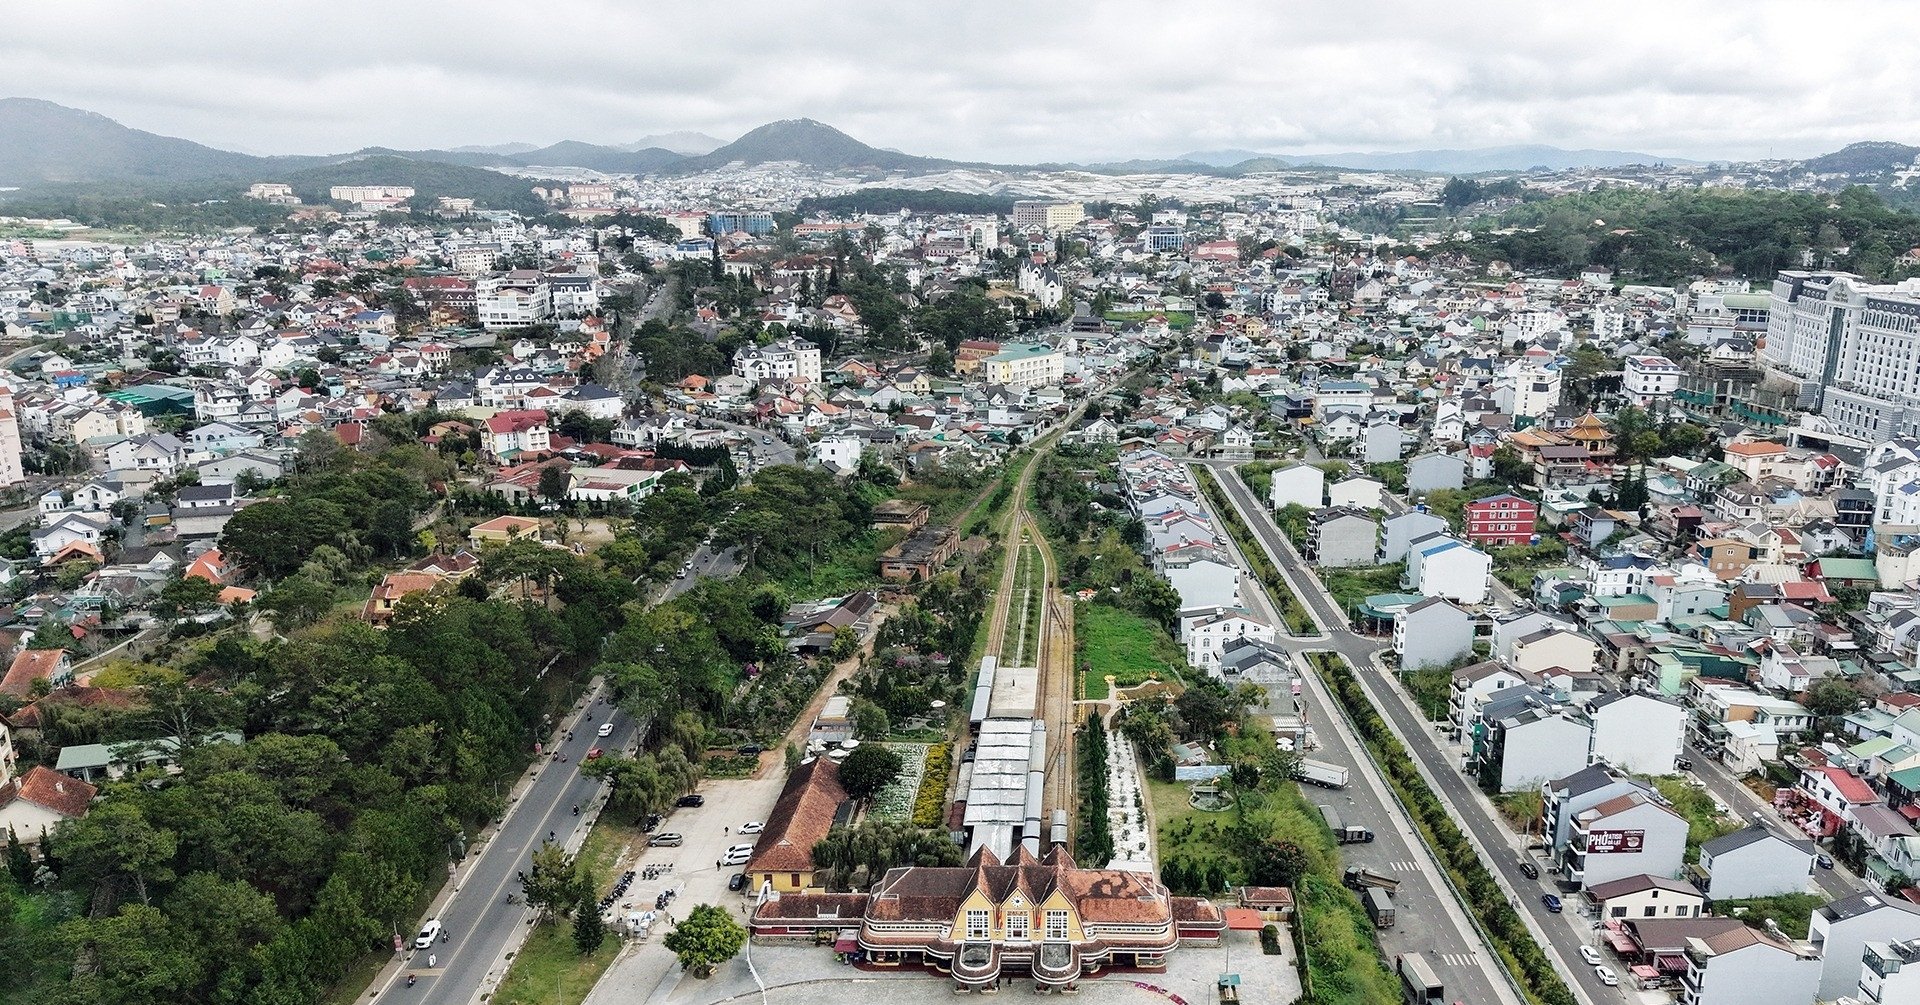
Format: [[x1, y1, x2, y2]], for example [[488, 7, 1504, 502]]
[[1587, 829, 1645, 854]]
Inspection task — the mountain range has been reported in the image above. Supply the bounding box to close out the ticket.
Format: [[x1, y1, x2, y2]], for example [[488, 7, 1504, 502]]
[[1173, 144, 1695, 172], [0, 96, 1909, 199]]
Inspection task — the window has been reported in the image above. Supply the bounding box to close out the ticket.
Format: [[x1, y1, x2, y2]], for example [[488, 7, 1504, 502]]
[[1611, 906, 1627, 918], [1006, 912, 1029, 940], [1644, 906, 1657, 917], [966, 909, 991, 940], [1045, 910, 1070, 940]]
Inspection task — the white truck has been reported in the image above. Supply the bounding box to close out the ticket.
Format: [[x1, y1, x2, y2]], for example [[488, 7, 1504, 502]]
[[1295, 757, 1350, 789]]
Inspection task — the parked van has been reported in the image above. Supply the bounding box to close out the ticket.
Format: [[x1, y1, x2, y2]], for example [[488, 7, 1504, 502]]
[[719, 848, 753, 867]]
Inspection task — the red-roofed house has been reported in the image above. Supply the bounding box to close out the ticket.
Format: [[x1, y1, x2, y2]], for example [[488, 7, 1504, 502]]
[[1792, 765, 1882, 839], [184, 547, 256, 605], [0, 765, 96, 841], [0, 649, 70, 699], [483, 410, 551, 461], [363, 572, 444, 625]]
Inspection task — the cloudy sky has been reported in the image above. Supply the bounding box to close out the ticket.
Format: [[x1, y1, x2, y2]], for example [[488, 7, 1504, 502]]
[[3, 1, 1913, 162]]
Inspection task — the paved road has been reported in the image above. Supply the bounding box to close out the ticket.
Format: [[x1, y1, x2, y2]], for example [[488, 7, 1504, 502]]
[[1197, 466, 1515, 1005], [1204, 461, 1621, 1005], [404, 688, 642, 1005]]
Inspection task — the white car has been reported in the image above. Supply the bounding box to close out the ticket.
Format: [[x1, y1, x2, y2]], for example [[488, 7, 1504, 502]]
[[1579, 946, 1602, 966], [597, 722, 614, 737], [1594, 965, 1619, 987], [738, 821, 764, 834], [414, 919, 442, 949]]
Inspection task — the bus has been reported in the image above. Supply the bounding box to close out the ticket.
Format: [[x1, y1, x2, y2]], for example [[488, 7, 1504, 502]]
[[1396, 952, 1444, 1005]]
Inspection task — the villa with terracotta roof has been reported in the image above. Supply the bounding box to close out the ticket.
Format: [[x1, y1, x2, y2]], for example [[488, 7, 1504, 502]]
[[0, 765, 97, 841], [752, 844, 1223, 991], [362, 572, 444, 625], [0, 649, 71, 698]]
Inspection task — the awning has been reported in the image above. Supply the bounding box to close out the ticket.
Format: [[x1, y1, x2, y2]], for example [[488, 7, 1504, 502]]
[[1606, 930, 1639, 954], [1654, 954, 1687, 973], [1631, 964, 1660, 980], [834, 938, 859, 952]]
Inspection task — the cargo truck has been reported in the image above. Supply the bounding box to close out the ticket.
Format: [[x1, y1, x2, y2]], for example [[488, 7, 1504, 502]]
[[1317, 803, 1374, 844], [1295, 757, 1349, 788], [1343, 865, 1401, 893], [1364, 887, 1396, 929]]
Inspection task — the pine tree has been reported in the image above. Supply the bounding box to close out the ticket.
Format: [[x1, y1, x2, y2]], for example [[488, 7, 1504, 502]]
[[5, 827, 28, 885], [573, 891, 606, 955]]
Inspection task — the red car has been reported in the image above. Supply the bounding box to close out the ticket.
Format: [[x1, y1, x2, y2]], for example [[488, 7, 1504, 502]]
[[585, 747, 604, 761]]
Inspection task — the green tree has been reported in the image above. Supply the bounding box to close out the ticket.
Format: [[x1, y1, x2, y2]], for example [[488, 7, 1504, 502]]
[[259, 575, 336, 630], [538, 466, 570, 503], [520, 841, 588, 922], [154, 575, 225, 623], [662, 903, 746, 978], [57, 801, 177, 905], [837, 744, 903, 801], [572, 889, 606, 955]]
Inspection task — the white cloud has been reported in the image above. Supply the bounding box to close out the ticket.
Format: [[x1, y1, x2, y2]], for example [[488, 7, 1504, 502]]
[[1, 0, 1916, 162]]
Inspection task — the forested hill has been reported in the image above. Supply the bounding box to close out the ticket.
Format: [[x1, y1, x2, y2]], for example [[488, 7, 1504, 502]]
[[1452, 186, 1920, 284]]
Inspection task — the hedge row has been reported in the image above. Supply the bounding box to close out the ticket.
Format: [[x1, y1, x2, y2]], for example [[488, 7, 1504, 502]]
[[1310, 652, 1577, 1005], [1198, 470, 1318, 634], [911, 743, 952, 827]]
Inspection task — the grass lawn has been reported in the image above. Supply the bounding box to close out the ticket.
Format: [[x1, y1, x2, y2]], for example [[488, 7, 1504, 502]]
[[1715, 893, 1825, 939], [489, 819, 641, 1005], [1078, 603, 1184, 699], [1320, 565, 1403, 618], [1653, 777, 1742, 862]]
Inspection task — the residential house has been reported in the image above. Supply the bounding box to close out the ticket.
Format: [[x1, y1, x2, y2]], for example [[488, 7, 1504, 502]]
[[0, 766, 96, 844], [1406, 451, 1466, 494], [1510, 625, 1599, 676], [1405, 535, 1491, 605], [1267, 463, 1325, 510], [1378, 510, 1448, 563], [1584, 873, 1705, 923], [1328, 475, 1385, 510], [1464, 492, 1538, 547], [1182, 608, 1277, 671], [1680, 924, 1821, 1005], [1307, 507, 1378, 568], [1560, 789, 1689, 889], [1808, 892, 1920, 1001], [1586, 691, 1688, 776], [1395, 598, 1474, 672], [1692, 823, 1816, 901]]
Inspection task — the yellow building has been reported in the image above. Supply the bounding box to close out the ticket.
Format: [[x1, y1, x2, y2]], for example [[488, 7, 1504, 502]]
[[751, 845, 1224, 991]]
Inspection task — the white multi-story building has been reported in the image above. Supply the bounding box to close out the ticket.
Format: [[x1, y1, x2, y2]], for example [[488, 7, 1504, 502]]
[[1680, 925, 1821, 1005], [1180, 607, 1276, 671], [1765, 270, 1920, 441], [476, 272, 552, 330], [1491, 357, 1563, 418], [733, 338, 822, 385], [1623, 354, 1685, 407], [983, 343, 1065, 390], [1859, 939, 1920, 1005]]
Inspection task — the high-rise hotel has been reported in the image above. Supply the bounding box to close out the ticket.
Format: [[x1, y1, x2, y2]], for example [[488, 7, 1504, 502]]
[[1764, 270, 1920, 442]]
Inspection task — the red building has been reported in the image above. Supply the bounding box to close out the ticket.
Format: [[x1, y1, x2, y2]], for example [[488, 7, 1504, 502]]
[[1464, 492, 1538, 546]]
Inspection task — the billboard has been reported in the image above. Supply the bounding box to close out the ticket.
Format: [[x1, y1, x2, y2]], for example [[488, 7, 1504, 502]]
[[1587, 829, 1646, 854]]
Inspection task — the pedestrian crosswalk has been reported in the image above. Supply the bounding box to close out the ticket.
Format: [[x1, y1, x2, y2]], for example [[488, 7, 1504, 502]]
[[1436, 952, 1478, 968], [1385, 859, 1420, 872]]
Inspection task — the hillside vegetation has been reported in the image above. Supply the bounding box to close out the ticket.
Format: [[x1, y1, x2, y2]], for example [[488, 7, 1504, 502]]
[[1453, 185, 1920, 283]]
